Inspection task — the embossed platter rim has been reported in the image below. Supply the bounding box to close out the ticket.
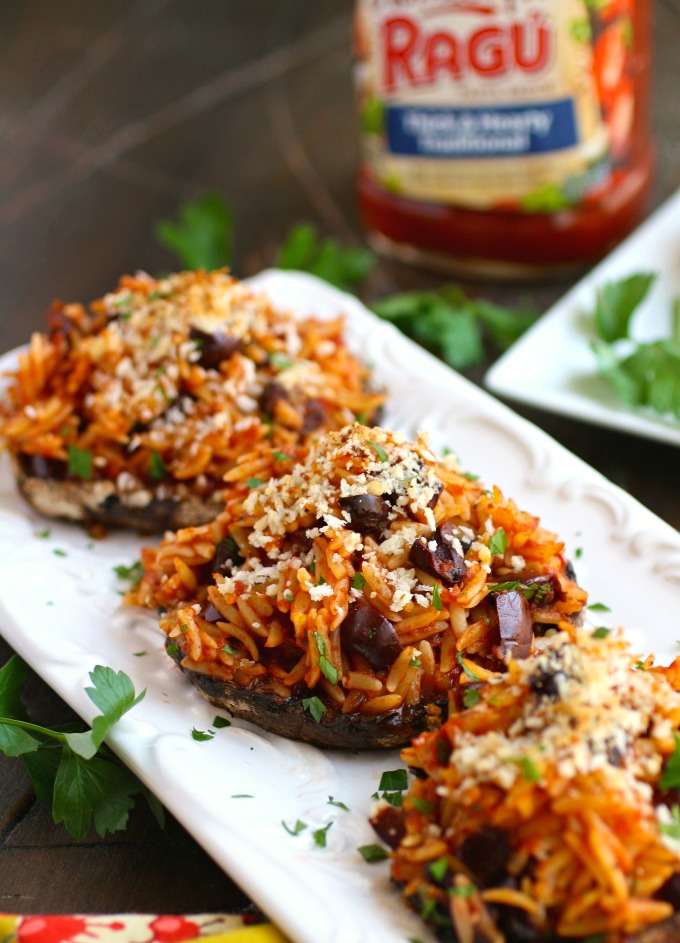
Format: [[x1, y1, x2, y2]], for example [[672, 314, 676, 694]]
[[0, 270, 679, 943]]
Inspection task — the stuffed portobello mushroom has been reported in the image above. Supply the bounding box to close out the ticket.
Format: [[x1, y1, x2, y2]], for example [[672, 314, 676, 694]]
[[377, 629, 680, 943], [131, 424, 586, 749], [0, 270, 382, 532]]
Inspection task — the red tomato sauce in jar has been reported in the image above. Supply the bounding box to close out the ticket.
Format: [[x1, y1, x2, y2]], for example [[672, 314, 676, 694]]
[[355, 0, 653, 280]]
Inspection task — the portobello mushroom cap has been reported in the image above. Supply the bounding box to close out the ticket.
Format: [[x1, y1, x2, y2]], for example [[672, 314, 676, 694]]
[[166, 641, 445, 750], [13, 455, 221, 532]]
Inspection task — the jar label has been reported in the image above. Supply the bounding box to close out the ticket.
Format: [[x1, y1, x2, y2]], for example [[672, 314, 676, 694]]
[[355, 0, 634, 211]]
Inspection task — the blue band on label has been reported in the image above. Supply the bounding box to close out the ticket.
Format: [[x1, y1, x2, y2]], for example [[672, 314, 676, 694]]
[[386, 100, 578, 159]]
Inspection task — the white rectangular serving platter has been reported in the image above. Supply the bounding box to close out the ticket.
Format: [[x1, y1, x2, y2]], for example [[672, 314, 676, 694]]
[[485, 188, 680, 447], [1, 270, 679, 943]]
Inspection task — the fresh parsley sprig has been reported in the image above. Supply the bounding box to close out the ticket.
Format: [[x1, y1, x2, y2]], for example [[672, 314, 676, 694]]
[[155, 192, 233, 271], [278, 222, 374, 292], [590, 273, 680, 419], [0, 655, 158, 840], [373, 285, 537, 370]]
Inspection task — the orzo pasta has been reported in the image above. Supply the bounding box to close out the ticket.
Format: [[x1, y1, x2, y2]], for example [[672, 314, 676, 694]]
[[0, 269, 382, 531], [378, 629, 680, 942], [132, 423, 585, 749]]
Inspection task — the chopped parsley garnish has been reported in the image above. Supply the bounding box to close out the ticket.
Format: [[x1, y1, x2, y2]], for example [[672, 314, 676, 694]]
[[587, 602, 611, 613], [133, 651, 147, 657], [592, 627, 611, 639], [312, 822, 333, 847], [487, 580, 521, 593], [272, 451, 294, 462], [368, 441, 388, 462], [191, 728, 215, 742], [431, 583, 443, 611], [411, 797, 435, 815], [302, 696, 326, 723], [660, 734, 680, 790], [308, 559, 316, 576], [409, 657, 422, 669], [67, 445, 93, 481], [461, 471, 479, 481], [379, 769, 408, 791], [34, 529, 51, 539], [284, 592, 294, 603], [269, 351, 294, 369], [429, 857, 448, 882], [659, 806, 680, 840], [357, 844, 388, 863], [149, 451, 166, 480], [221, 642, 235, 655], [213, 716, 231, 729], [312, 632, 339, 685], [381, 791, 403, 807], [53, 549, 67, 558], [575, 547, 583, 558], [355, 410, 368, 425], [456, 652, 481, 682], [511, 756, 541, 782], [246, 477, 265, 489], [114, 561, 144, 585], [166, 644, 179, 656], [282, 819, 308, 836], [449, 883, 478, 898], [488, 527, 507, 555], [463, 688, 481, 708], [352, 572, 366, 591], [327, 796, 349, 811]]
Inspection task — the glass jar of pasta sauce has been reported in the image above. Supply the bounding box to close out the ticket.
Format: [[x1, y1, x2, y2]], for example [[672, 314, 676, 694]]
[[354, 0, 653, 280]]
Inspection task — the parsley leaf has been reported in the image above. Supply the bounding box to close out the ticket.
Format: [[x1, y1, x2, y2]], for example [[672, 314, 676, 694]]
[[592, 627, 611, 639], [659, 805, 680, 840], [456, 652, 481, 682], [213, 716, 231, 729], [149, 451, 166, 480], [511, 755, 541, 782], [591, 273, 680, 421], [660, 734, 680, 790], [430, 581, 443, 611], [282, 819, 308, 836], [272, 451, 294, 462], [587, 602, 611, 613], [328, 796, 349, 811], [67, 445, 92, 481], [488, 528, 507, 555], [358, 843, 388, 863], [301, 696, 326, 723], [373, 285, 537, 371], [411, 797, 435, 814], [113, 561, 144, 584], [352, 572, 366, 591], [379, 769, 408, 791], [463, 688, 481, 708], [0, 656, 150, 840], [312, 821, 333, 847], [191, 728, 215, 742], [312, 632, 339, 686], [246, 477, 265, 489], [593, 272, 656, 342], [368, 441, 388, 462], [155, 192, 233, 270], [429, 856, 448, 882], [277, 222, 374, 292]]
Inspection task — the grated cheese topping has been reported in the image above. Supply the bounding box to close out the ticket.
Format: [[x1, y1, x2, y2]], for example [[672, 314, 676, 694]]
[[446, 631, 680, 805]]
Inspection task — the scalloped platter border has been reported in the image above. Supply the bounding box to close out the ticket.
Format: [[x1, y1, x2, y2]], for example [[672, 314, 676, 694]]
[[0, 270, 679, 943]]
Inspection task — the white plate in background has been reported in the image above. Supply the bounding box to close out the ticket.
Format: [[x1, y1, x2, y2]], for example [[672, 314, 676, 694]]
[[1, 271, 679, 943], [485, 188, 680, 447]]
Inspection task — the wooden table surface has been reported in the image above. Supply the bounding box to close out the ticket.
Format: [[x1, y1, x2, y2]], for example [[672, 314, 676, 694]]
[[0, 0, 679, 920]]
